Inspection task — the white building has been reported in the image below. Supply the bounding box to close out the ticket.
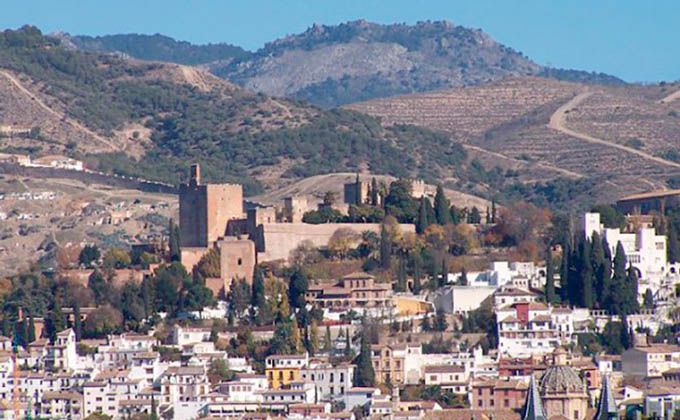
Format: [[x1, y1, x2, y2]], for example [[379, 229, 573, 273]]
[[299, 362, 355, 400], [430, 286, 496, 315], [496, 302, 574, 357]]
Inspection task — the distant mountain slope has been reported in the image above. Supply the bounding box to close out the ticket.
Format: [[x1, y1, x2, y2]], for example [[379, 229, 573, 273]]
[[347, 76, 680, 208], [59, 21, 626, 108], [216, 20, 541, 107], [55, 32, 251, 65], [0, 26, 474, 198]]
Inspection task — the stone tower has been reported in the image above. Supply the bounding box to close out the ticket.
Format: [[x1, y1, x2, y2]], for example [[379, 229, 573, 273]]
[[179, 164, 244, 247]]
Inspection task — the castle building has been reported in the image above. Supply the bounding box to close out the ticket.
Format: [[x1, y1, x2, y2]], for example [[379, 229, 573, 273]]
[[179, 164, 243, 248]]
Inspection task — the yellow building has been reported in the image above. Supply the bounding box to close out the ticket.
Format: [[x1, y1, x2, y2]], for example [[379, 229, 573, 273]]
[[393, 295, 433, 316], [265, 354, 308, 389]]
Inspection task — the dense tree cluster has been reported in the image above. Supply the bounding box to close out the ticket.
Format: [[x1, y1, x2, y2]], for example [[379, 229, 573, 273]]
[[560, 233, 639, 315]]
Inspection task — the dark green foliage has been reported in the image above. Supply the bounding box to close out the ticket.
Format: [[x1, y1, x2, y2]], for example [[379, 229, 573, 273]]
[[228, 278, 252, 319], [545, 246, 556, 304], [416, 198, 434, 234], [371, 178, 379, 206], [385, 179, 418, 223], [434, 186, 451, 225], [433, 309, 448, 332], [459, 267, 468, 286], [323, 326, 332, 353], [380, 226, 392, 269], [354, 335, 375, 387], [538, 67, 626, 86], [420, 315, 432, 332], [422, 335, 452, 353], [27, 316, 36, 343], [418, 385, 467, 408], [70, 33, 250, 65], [45, 303, 67, 343], [460, 301, 498, 350], [643, 289, 654, 309], [289, 269, 309, 309], [73, 303, 82, 340], [302, 208, 345, 224], [79, 245, 100, 268], [168, 219, 181, 262], [1, 27, 467, 192], [468, 207, 481, 224], [395, 257, 407, 292], [590, 204, 625, 229]]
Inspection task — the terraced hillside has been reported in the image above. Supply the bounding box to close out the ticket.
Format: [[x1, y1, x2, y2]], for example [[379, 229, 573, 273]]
[[348, 77, 680, 206]]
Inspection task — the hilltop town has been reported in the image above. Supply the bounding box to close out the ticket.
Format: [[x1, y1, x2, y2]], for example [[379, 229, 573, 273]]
[[0, 15, 678, 420]]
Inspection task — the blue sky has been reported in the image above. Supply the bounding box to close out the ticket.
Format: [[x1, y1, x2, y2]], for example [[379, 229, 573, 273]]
[[1, 0, 678, 82]]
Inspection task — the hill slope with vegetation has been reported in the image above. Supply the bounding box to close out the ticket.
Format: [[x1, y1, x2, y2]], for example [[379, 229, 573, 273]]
[[0, 26, 472, 196]]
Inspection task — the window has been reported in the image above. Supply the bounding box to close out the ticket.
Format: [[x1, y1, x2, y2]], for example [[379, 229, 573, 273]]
[[478, 400, 482, 407], [490, 399, 494, 407], [237, 258, 242, 265], [504, 400, 509, 407]]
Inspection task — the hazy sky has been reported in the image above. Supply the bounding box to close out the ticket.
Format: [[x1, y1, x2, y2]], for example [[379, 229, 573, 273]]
[[2, 0, 678, 82]]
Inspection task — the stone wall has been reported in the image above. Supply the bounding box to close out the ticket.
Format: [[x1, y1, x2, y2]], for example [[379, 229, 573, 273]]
[[180, 247, 211, 273], [179, 183, 243, 247], [259, 223, 415, 262]]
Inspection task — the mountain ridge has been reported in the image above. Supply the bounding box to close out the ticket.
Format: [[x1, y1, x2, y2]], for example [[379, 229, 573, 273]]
[[57, 20, 626, 108]]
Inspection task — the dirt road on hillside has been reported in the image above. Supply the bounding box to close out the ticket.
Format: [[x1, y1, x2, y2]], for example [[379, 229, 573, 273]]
[[548, 91, 680, 169], [0, 69, 120, 152]]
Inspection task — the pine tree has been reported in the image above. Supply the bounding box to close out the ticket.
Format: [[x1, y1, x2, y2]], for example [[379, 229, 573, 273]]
[[354, 335, 376, 387], [371, 178, 378, 206], [434, 185, 451, 225], [323, 325, 332, 353], [669, 225, 680, 264], [545, 246, 556, 304]]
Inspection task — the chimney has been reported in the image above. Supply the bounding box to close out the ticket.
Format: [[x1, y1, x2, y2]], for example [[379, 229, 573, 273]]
[[190, 163, 201, 186]]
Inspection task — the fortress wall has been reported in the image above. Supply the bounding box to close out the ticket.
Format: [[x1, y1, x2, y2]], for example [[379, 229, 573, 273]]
[[259, 222, 415, 262], [206, 184, 243, 243]]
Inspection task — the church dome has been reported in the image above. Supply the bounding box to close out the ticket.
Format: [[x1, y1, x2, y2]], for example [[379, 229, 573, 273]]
[[539, 365, 585, 394]]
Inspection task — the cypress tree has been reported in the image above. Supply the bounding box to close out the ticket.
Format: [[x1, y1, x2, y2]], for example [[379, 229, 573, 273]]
[[411, 253, 422, 294], [609, 242, 627, 314], [354, 173, 362, 206], [395, 257, 407, 292], [440, 258, 449, 287], [545, 246, 556, 304], [1, 318, 9, 338], [485, 207, 491, 225], [625, 266, 640, 315], [579, 239, 594, 308], [459, 267, 468, 286], [74, 303, 82, 341], [434, 185, 451, 225], [323, 325, 332, 353], [469, 207, 481, 224], [491, 200, 497, 223], [371, 178, 378, 206], [344, 328, 352, 357], [309, 321, 319, 356], [380, 226, 392, 269], [450, 205, 460, 225], [596, 237, 613, 308], [621, 316, 631, 349], [28, 316, 36, 343], [168, 218, 181, 262], [669, 225, 680, 264], [416, 198, 430, 234], [559, 243, 570, 303], [354, 335, 376, 387]]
